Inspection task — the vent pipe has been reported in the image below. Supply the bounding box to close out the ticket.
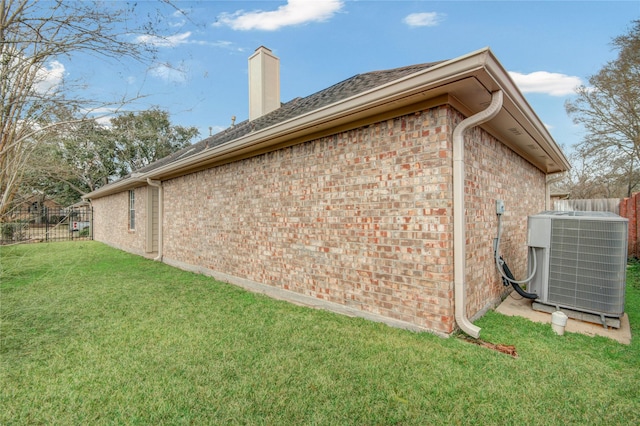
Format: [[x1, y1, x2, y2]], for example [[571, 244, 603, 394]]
[[453, 90, 503, 338], [249, 46, 280, 121]]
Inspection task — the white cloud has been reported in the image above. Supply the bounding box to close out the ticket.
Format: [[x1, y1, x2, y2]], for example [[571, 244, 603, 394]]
[[170, 9, 188, 28], [190, 39, 243, 50], [403, 12, 444, 27], [80, 107, 118, 128], [214, 0, 344, 31], [509, 71, 582, 96], [95, 116, 113, 127], [91, 108, 117, 127], [136, 31, 192, 47], [170, 19, 187, 29], [149, 63, 188, 84], [34, 60, 65, 94], [135, 31, 239, 51]]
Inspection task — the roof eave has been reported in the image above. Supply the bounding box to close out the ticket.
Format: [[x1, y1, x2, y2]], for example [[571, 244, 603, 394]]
[[145, 49, 498, 178], [481, 50, 571, 172], [85, 47, 569, 200]]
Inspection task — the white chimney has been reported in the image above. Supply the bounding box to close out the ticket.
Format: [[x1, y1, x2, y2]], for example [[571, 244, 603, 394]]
[[248, 46, 280, 121]]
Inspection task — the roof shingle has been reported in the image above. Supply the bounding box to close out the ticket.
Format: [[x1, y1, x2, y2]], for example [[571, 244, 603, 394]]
[[134, 61, 443, 175]]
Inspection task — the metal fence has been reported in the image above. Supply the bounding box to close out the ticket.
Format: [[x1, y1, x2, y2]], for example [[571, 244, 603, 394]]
[[1, 206, 93, 245]]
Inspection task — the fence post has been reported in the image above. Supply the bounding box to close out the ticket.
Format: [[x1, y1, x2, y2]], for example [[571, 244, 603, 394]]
[[630, 195, 637, 258], [44, 206, 49, 242], [71, 207, 76, 241]]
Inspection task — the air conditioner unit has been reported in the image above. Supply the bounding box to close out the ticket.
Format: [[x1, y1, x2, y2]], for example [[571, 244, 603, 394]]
[[527, 211, 628, 326]]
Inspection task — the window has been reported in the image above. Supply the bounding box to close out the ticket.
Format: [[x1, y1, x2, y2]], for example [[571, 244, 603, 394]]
[[129, 190, 135, 230]]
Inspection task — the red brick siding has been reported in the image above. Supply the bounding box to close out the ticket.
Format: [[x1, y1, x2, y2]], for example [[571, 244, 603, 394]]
[[92, 105, 547, 334], [454, 108, 546, 318], [163, 107, 453, 332]]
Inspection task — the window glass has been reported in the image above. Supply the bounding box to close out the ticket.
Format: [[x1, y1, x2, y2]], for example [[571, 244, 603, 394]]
[[129, 190, 135, 230]]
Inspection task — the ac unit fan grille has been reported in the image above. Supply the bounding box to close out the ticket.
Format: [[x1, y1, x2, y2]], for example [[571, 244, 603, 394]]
[[547, 219, 626, 315]]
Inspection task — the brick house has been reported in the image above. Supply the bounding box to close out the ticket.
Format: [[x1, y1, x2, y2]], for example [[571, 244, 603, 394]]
[[84, 47, 570, 336]]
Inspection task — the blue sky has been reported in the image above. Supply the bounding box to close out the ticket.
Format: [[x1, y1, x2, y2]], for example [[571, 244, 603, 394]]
[[53, 1, 640, 155]]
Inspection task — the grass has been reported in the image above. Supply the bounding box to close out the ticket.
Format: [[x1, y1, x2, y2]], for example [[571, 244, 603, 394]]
[[1, 241, 639, 425]]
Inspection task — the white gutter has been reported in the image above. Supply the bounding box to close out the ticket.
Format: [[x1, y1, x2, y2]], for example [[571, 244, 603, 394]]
[[143, 53, 491, 180], [84, 48, 569, 201], [147, 178, 163, 262], [452, 90, 504, 338]]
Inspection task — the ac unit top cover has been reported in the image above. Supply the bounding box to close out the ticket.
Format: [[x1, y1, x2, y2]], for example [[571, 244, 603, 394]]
[[533, 211, 627, 221]]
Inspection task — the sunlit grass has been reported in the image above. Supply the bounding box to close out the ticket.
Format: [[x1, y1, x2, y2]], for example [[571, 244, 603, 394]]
[[1, 242, 639, 424]]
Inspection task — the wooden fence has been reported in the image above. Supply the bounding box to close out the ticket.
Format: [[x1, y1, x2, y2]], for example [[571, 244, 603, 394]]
[[553, 196, 640, 258], [620, 194, 640, 258]]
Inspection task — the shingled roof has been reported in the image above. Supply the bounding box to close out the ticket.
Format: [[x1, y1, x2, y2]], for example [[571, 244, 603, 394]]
[[85, 47, 571, 201], [133, 61, 443, 176]]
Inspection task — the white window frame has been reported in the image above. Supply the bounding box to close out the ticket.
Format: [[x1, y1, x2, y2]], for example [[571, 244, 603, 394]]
[[129, 190, 135, 230]]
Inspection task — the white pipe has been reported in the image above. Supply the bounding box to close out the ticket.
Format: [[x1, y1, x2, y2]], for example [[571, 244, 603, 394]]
[[147, 178, 163, 261], [452, 90, 503, 338]]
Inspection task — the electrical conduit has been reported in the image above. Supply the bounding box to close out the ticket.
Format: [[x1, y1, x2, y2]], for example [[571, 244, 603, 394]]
[[147, 178, 163, 261], [453, 90, 503, 338]]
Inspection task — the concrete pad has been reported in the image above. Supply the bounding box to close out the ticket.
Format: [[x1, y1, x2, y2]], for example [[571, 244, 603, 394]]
[[496, 294, 632, 345]]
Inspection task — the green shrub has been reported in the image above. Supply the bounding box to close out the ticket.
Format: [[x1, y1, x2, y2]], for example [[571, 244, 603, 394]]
[[1, 222, 27, 241]]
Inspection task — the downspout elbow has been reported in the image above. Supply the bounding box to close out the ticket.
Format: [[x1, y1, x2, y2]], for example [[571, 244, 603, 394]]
[[452, 90, 503, 338], [146, 178, 163, 262]]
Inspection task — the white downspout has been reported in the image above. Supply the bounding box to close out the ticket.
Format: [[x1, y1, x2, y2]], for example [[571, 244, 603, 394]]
[[545, 172, 566, 210], [452, 90, 503, 338], [147, 178, 163, 261]]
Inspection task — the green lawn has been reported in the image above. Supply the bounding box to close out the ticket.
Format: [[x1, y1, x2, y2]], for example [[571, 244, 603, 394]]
[[1, 241, 639, 425]]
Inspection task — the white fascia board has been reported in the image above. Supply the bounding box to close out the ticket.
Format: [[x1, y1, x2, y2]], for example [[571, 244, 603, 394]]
[[86, 47, 568, 199], [144, 49, 494, 180], [83, 176, 147, 200]]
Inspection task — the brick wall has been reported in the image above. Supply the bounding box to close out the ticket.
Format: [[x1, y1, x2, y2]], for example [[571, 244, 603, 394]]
[[158, 105, 543, 334], [92, 104, 547, 334], [162, 107, 452, 332], [457, 109, 546, 318], [92, 187, 148, 256]]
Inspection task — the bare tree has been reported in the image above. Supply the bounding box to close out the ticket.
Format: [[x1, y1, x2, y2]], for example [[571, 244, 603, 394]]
[[565, 20, 640, 198], [561, 148, 637, 199], [0, 0, 174, 217]]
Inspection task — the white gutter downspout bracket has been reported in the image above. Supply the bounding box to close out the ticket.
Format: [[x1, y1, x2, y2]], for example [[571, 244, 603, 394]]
[[452, 90, 503, 338], [147, 178, 163, 262]]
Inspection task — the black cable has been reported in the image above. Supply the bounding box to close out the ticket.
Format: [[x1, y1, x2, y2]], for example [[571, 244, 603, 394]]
[[500, 256, 538, 299]]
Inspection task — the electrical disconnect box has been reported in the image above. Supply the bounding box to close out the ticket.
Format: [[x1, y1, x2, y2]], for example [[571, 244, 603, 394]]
[[496, 200, 505, 215]]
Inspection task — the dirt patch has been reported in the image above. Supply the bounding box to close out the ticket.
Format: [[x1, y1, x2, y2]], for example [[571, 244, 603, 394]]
[[459, 335, 518, 358]]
